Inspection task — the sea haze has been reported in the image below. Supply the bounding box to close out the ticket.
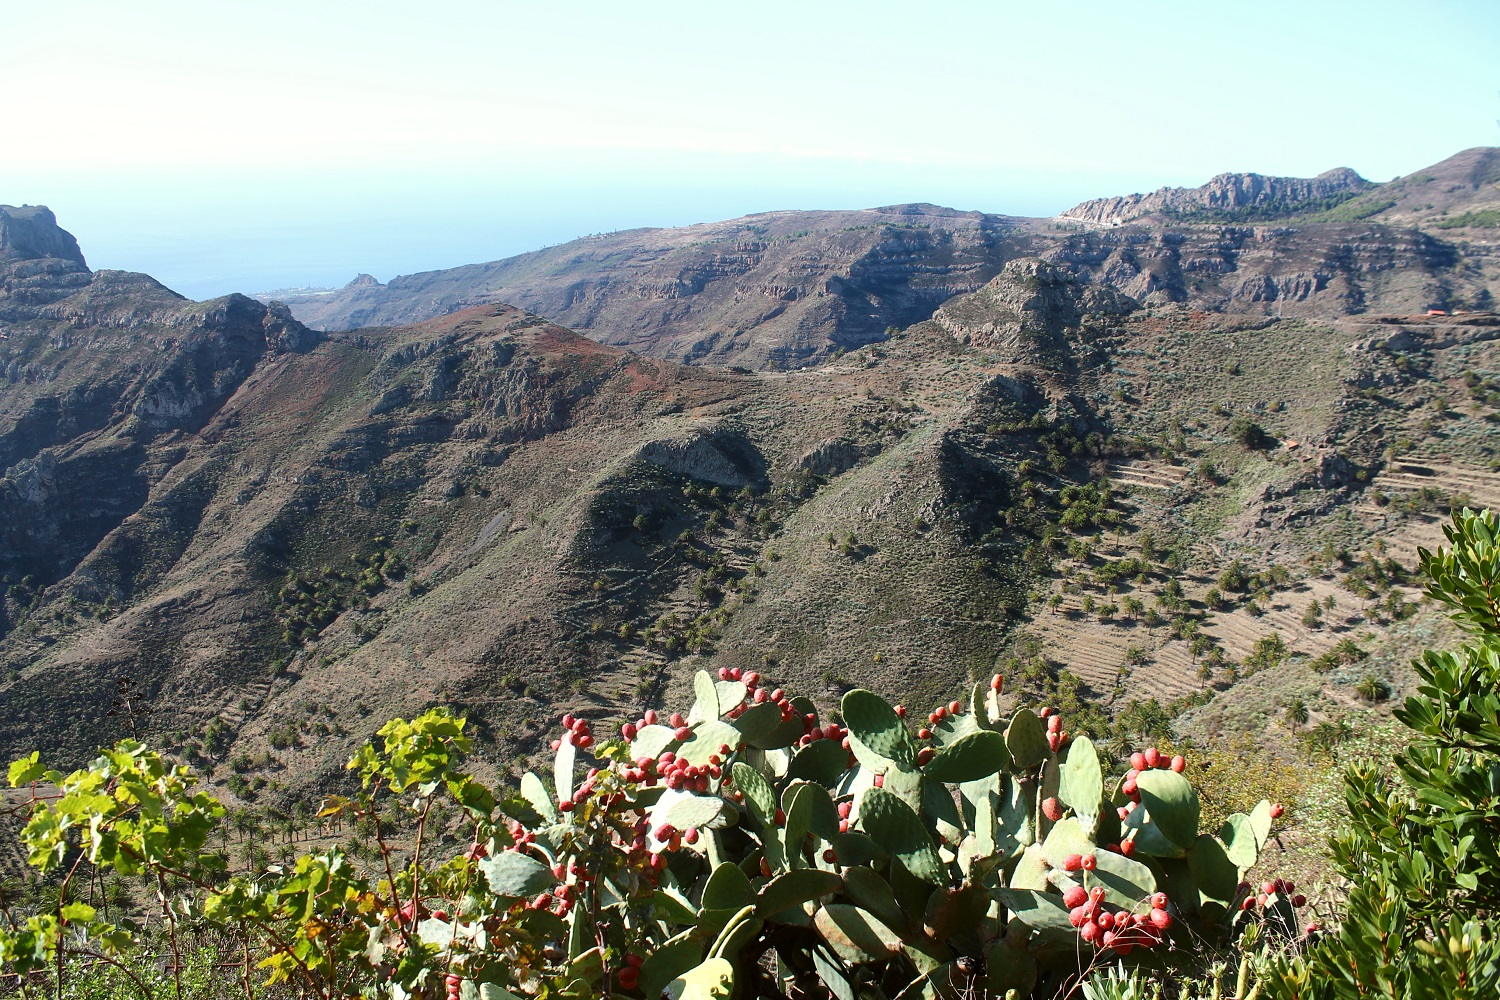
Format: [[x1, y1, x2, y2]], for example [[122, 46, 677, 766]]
[[2, 159, 1187, 301]]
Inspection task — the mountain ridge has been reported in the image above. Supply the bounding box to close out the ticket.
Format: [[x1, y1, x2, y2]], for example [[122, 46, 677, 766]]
[[264, 148, 1500, 368], [4, 168, 1500, 811], [1056, 166, 1372, 226]]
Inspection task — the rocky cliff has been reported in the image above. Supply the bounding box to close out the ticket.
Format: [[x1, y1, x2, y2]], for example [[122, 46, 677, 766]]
[[0, 209, 320, 649], [0, 205, 87, 266], [1057, 168, 1372, 226]]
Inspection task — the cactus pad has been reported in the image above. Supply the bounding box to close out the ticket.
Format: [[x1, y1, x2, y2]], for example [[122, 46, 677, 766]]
[[841, 690, 918, 768]]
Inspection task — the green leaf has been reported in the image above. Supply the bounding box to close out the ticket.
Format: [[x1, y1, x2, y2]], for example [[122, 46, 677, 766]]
[[1248, 799, 1274, 850], [731, 762, 776, 828], [1058, 736, 1103, 820], [665, 957, 735, 1000], [677, 721, 741, 767], [479, 852, 554, 897], [1005, 710, 1049, 770], [689, 671, 721, 724], [923, 730, 1009, 782], [985, 934, 1038, 999], [519, 772, 558, 823], [814, 904, 903, 963], [632, 724, 681, 760], [553, 736, 576, 804], [784, 780, 842, 856], [1134, 768, 1199, 849], [715, 680, 748, 711], [858, 787, 945, 884], [8, 753, 43, 788], [733, 703, 801, 750], [997, 774, 1034, 854], [708, 906, 761, 962], [994, 888, 1074, 938], [931, 707, 983, 746], [1094, 849, 1157, 907], [702, 861, 754, 910], [1009, 844, 1050, 890], [59, 902, 96, 922], [1039, 817, 1092, 869], [757, 869, 842, 917], [831, 831, 885, 867], [811, 946, 856, 1000], [1188, 835, 1239, 907], [842, 866, 907, 930], [652, 888, 701, 925], [1218, 813, 1259, 870], [1121, 807, 1184, 859], [841, 690, 918, 768], [640, 932, 703, 1000], [787, 740, 850, 786], [651, 789, 727, 832]]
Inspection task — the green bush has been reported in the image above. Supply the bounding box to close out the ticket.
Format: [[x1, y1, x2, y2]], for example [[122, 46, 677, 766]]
[[2, 678, 1284, 998], [1261, 508, 1500, 998]]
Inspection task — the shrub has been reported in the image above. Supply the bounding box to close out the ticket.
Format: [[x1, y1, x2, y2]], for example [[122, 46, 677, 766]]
[[1228, 417, 1272, 450], [2, 677, 1284, 998], [1261, 508, 1500, 998]]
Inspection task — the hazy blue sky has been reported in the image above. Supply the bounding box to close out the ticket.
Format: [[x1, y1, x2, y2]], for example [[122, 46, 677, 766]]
[[4, 0, 1497, 299]]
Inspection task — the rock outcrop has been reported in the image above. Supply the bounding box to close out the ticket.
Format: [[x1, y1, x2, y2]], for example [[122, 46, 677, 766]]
[[0, 205, 87, 266], [1057, 168, 1371, 227], [933, 258, 1137, 362]]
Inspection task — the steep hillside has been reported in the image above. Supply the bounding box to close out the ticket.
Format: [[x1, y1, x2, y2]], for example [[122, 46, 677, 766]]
[[1312, 146, 1500, 230], [272, 150, 1500, 366], [6, 202, 1500, 811], [278, 205, 1029, 368]]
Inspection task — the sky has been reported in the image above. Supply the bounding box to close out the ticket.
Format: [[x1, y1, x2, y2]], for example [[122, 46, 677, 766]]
[[3, 0, 1497, 299]]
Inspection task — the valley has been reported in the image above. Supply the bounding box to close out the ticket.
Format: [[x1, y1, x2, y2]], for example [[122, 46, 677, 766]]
[[2, 149, 1499, 816]]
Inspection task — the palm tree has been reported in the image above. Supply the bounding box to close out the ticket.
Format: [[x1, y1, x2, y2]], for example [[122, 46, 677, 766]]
[[1283, 698, 1310, 727]]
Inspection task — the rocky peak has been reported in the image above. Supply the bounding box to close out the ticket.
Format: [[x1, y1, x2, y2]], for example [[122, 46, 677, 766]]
[[932, 257, 1137, 362], [0, 205, 87, 268], [1058, 167, 1371, 227]]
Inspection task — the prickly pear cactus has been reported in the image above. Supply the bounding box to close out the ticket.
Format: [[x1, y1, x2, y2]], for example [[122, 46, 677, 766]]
[[491, 667, 1294, 999], [3, 665, 1297, 1000]]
